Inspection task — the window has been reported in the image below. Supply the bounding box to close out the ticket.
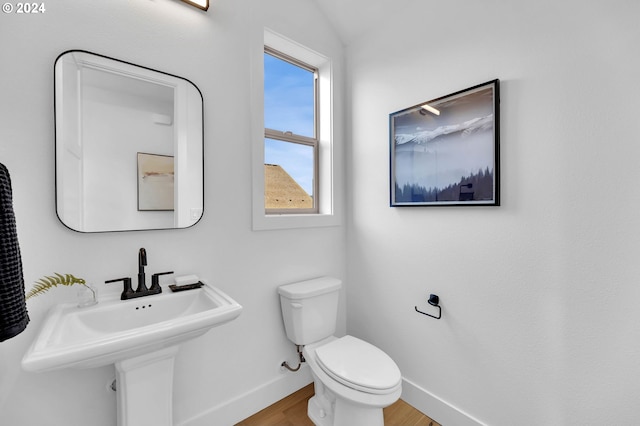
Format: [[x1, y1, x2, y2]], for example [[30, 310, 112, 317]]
[[264, 47, 318, 214], [252, 28, 338, 230]]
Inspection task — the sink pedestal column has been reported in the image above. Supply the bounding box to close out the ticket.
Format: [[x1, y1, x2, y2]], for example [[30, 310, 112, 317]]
[[115, 345, 180, 426]]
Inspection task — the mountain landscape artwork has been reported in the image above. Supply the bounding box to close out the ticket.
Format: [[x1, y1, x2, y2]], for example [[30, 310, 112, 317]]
[[390, 80, 500, 206]]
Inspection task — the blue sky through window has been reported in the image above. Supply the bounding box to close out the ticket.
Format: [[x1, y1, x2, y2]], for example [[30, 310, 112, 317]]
[[264, 52, 315, 195]]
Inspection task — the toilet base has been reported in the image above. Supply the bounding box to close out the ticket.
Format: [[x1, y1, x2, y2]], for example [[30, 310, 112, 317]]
[[308, 394, 330, 426], [307, 382, 384, 426]]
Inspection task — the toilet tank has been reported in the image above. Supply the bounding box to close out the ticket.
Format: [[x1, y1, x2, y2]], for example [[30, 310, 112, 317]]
[[278, 277, 342, 346]]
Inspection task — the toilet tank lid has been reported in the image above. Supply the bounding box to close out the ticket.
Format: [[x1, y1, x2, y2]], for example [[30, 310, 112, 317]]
[[278, 277, 342, 299]]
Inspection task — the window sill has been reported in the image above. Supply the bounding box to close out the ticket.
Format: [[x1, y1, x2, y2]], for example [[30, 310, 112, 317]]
[[252, 212, 340, 231]]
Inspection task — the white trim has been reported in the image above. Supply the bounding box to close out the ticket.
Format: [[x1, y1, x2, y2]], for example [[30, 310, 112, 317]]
[[401, 377, 488, 426], [177, 370, 486, 425], [177, 365, 313, 426], [252, 28, 340, 230]]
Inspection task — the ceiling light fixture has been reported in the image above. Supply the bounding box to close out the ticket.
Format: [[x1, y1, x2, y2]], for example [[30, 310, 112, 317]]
[[420, 104, 440, 116], [181, 0, 209, 10]]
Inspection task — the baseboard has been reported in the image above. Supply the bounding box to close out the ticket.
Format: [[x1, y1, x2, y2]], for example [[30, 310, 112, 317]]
[[177, 365, 313, 426], [401, 377, 487, 426], [177, 369, 484, 426]]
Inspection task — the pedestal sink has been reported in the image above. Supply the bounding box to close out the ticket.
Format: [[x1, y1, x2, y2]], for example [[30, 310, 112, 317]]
[[22, 281, 242, 426]]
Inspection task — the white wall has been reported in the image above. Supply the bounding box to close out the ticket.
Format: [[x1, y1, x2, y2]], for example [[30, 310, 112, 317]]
[[346, 0, 640, 425], [0, 0, 345, 425]]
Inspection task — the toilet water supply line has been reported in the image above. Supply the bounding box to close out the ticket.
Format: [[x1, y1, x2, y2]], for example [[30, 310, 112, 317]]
[[281, 344, 305, 372]]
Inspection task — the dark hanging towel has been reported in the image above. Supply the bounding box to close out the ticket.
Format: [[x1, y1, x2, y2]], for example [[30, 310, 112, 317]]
[[0, 163, 29, 342]]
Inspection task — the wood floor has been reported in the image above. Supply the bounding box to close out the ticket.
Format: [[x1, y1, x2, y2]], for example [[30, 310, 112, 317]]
[[235, 384, 441, 426]]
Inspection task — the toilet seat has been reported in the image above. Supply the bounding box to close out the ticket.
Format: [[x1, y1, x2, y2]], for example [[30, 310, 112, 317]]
[[314, 335, 401, 395]]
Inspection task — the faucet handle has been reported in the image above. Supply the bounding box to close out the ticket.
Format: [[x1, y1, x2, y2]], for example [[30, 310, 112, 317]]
[[150, 271, 174, 292], [105, 277, 134, 300]]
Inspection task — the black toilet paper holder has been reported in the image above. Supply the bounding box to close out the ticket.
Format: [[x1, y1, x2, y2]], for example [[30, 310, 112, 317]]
[[415, 294, 441, 320]]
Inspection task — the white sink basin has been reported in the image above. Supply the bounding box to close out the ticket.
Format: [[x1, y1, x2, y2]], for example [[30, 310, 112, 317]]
[[22, 282, 242, 372]]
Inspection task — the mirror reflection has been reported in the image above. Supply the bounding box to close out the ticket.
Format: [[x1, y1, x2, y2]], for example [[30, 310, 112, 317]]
[[55, 50, 204, 232]]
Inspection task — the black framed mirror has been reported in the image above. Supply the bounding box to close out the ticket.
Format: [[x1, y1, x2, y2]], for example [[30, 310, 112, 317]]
[[54, 50, 204, 232]]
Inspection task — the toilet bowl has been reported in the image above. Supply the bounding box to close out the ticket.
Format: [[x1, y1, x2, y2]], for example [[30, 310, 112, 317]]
[[304, 336, 402, 426], [278, 277, 402, 426]]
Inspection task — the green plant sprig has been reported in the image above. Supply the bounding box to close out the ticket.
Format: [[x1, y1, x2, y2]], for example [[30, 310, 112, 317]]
[[26, 273, 88, 299]]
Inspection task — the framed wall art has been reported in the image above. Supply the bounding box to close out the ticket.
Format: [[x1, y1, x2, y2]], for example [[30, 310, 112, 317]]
[[390, 79, 500, 206], [137, 152, 175, 211]]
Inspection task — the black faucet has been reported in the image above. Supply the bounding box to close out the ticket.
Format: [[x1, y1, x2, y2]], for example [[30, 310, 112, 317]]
[[106, 248, 173, 300], [137, 248, 148, 293]]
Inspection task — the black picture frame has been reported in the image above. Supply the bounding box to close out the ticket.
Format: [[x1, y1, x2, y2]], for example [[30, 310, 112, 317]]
[[390, 80, 500, 207]]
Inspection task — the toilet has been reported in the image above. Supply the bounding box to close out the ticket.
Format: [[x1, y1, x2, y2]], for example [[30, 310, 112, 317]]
[[278, 277, 402, 426]]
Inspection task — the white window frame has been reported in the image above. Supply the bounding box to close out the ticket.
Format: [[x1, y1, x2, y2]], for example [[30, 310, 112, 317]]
[[252, 28, 338, 230]]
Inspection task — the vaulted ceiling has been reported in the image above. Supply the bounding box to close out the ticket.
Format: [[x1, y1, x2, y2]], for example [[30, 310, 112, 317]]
[[311, 0, 415, 45]]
